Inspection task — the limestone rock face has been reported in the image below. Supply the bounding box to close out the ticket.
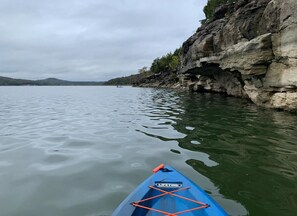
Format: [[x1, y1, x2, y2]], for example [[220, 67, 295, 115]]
[[180, 0, 297, 111], [270, 93, 297, 110]]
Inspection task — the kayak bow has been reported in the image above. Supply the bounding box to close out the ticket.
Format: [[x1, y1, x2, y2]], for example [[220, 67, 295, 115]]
[[112, 164, 228, 216]]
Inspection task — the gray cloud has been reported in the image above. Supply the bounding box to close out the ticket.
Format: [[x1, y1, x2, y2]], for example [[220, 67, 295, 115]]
[[0, 0, 207, 81]]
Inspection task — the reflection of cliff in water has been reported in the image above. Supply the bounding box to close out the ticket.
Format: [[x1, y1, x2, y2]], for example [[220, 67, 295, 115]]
[[173, 92, 297, 216], [135, 89, 297, 215]]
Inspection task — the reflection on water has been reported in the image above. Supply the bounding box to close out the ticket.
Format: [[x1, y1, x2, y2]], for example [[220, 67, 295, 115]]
[[0, 86, 296, 216], [174, 94, 297, 216]]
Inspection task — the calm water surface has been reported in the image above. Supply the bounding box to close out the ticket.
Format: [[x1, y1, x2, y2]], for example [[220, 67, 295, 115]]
[[0, 86, 296, 216]]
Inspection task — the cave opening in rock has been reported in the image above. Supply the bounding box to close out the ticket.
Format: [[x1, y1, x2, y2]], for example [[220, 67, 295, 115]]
[[183, 63, 247, 98]]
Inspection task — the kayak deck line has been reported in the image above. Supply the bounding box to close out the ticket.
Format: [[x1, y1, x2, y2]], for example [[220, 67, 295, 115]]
[[112, 164, 228, 216], [131, 184, 209, 215]]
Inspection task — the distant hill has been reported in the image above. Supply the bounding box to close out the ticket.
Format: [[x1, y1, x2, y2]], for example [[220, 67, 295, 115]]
[[0, 76, 104, 86], [0, 76, 35, 85]]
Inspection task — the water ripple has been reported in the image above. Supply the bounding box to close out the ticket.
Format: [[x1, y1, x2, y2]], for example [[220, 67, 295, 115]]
[[0, 87, 296, 216]]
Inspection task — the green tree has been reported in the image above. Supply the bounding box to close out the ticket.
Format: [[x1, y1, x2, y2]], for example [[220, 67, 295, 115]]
[[149, 48, 181, 74], [169, 56, 180, 71], [203, 0, 238, 20]]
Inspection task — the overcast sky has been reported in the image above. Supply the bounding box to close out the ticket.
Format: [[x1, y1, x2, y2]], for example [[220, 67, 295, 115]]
[[0, 0, 207, 81]]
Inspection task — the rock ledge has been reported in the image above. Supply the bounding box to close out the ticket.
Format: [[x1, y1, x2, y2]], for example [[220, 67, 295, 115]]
[[180, 0, 297, 111]]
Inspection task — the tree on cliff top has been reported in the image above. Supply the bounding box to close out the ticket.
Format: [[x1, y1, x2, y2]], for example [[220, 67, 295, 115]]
[[204, 0, 238, 19], [150, 48, 181, 74]]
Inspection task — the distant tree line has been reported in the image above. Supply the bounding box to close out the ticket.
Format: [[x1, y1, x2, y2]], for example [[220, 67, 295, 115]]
[[104, 73, 149, 86], [203, 0, 239, 20], [0, 76, 104, 86]]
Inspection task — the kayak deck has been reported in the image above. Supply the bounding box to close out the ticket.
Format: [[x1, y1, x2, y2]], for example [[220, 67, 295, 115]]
[[131, 185, 209, 215], [112, 165, 228, 216]]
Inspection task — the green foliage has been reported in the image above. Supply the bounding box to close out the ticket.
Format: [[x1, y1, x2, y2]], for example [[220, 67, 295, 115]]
[[105, 48, 181, 85], [104, 72, 153, 86], [203, 0, 238, 20], [150, 48, 181, 74]]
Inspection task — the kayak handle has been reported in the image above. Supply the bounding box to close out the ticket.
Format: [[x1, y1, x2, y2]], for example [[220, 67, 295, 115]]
[[153, 164, 165, 173]]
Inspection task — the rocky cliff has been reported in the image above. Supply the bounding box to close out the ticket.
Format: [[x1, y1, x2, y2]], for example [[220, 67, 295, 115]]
[[180, 0, 297, 111]]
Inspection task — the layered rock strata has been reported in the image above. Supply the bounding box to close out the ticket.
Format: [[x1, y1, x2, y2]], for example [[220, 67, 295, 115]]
[[180, 0, 297, 111]]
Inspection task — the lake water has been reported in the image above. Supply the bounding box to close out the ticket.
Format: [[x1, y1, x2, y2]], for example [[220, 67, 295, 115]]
[[0, 86, 296, 216]]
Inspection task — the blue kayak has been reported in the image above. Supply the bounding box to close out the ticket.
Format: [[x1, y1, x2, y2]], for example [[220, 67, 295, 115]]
[[112, 164, 228, 216]]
